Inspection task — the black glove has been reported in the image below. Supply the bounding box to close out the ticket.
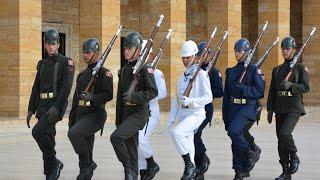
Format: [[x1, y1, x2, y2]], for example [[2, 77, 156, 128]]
[[123, 92, 133, 104], [80, 91, 93, 101], [26, 111, 33, 128], [47, 106, 59, 123], [280, 81, 293, 90], [267, 111, 273, 124]]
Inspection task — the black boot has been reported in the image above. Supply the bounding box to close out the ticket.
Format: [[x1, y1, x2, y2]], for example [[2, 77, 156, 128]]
[[77, 154, 97, 180], [195, 168, 204, 180], [289, 152, 300, 174], [125, 168, 134, 180], [243, 150, 256, 172], [47, 159, 64, 180], [181, 162, 196, 180], [275, 163, 291, 180], [233, 170, 245, 180], [252, 143, 261, 163], [199, 153, 210, 174], [140, 169, 147, 180], [143, 157, 160, 180], [242, 171, 250, 178], [181, 154, 196, 180]]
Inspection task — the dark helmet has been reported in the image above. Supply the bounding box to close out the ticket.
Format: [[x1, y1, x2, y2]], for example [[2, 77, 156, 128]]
[[196, 41, 211, 56], [123, 32, 143, 49], [234, 38, 251, 52], [281, 36, 296, 49], [82, 38, 100, 53], [44, 29, 59, 44]]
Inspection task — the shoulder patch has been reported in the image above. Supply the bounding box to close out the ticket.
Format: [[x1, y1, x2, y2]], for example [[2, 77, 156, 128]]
[[106, 71, 113, 77], [147, 68, 154, 74], [304, 66, 309, 72]]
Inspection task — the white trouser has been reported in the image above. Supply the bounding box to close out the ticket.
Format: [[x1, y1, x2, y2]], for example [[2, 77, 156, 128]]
[[171, 108, 205, 164], [138, 103, 160, 170]]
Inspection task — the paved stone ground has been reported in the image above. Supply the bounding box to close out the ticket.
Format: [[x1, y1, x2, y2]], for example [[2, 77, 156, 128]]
[[0, 107, 320, 180]]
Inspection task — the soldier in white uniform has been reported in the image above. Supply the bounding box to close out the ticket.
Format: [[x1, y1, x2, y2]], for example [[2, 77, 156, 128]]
[[164, 40, 212, 180], [138, 40, 167, 180]]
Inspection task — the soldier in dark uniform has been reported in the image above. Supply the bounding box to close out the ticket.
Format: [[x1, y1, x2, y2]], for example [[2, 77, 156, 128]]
[[243, 68, 265, 165], [194, 42, 223, 180], [267, 37, 309, 180], [222, 38, 264, 180], [68, 38, 113, 180], [110, 32, 158, 180], [26, 29, 75, 180]]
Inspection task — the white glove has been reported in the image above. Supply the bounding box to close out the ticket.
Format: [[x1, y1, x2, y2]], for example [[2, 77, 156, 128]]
[[163, 121, 174, 136], [181, 96, 191, 106]]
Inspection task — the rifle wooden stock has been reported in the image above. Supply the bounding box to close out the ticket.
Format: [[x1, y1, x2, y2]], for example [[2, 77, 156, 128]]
[[284, 27, 316, 82], [255, 37, 279, 68], [239, 21, 268, 83], [182, 27, 217, 98], [150, 29, 172, 69], [126, 15, 164, 95], [206, 31, 229, 73], [83, 25, 123, 94]]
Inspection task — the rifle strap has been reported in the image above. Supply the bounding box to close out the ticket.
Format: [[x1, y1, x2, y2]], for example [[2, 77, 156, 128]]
[[53, 62, 59, 97]]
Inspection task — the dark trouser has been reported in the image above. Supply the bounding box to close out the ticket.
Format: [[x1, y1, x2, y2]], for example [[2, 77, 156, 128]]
[[194, 104, 213, 165], [244, 120, 255, 149], [110, 112, 147, 175], [275, 112, 300, 164], [227, 115, 250, 171], [32, 114, 57, 174], [68, 113, 103, 158]]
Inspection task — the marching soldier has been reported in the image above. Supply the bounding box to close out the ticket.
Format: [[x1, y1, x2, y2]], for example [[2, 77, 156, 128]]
[[138, 41, 167, 180], [27, 28, 75, 180], [110, 32, 158, 180], [243, 70, 265, 164], [194, 42, 223, 180], [164, 40, 213, 180], [68, 38, 113, 180], [267, 37, 309, 180], [222, 38, 264, 180]]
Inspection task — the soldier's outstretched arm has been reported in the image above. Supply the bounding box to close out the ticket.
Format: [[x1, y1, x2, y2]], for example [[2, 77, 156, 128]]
[[291, 64, 310, 94], [92, 70, 113, 105], [267, 68, 277, 112], [211, 69, 224, 98], [154, 70, 167, 100], [131, 66, 158, 104], [54, 59, 75, 110], [28, 61, 42, 114]]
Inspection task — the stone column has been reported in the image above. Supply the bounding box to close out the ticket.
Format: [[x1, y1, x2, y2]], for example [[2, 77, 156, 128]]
[[0, 0, 42, 117]]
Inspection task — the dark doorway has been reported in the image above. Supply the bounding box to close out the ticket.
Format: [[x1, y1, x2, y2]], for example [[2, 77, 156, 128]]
[[42, 32, 66, 59]]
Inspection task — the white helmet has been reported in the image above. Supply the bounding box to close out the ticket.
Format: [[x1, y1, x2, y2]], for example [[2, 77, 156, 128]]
[[180, 40, 198, 57]]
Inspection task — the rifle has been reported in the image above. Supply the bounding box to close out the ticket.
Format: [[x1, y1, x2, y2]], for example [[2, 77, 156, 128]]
[[125, 14, 164, 95], [182, 27, 217, 98], [284, 27, 316, 82], [238, 21, 268, 83], [255, 37, 279, 68], [206, 31, 229, 73], [149, 29, 172, 69], [83, 25, 123, 94]]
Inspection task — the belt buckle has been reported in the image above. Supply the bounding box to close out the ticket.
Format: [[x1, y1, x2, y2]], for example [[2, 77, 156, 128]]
[[48, 92, 54, 98], [125, 102, 136, 106], [40, 93, 47, 99], [79, 100, 91, 106]]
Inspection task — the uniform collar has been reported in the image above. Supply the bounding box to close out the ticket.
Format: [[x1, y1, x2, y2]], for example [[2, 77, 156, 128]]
[[87, 61, 98, 69]]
